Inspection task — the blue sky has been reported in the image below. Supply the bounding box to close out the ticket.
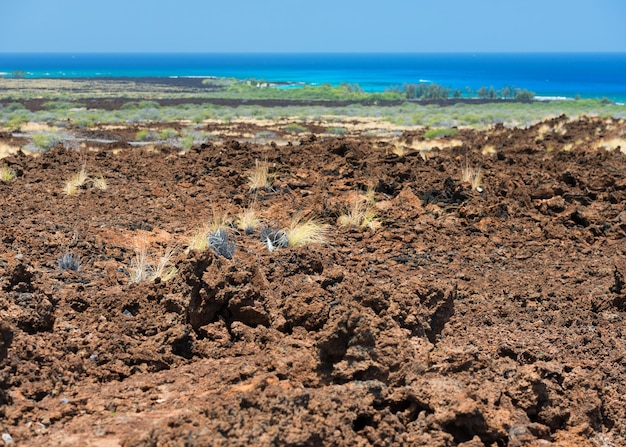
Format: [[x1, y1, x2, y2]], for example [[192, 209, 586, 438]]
[[1, 0, 625, 53]]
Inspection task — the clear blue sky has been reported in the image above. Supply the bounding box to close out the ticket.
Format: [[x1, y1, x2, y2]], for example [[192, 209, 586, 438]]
[[1, 0, 625, 53]]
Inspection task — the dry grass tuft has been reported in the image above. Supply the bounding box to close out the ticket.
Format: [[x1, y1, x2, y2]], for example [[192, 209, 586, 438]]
[[91, 174, 108, 191], [247, 160, 276, 192], [461, 159, 483, 191], [285, 216, 329, 247], [596, 138, 626, 153], [129, 238, 178, 283], [236, 207, 262, 234], [390, 143, 408, 157], [63, 164, 89, 195], [481, 145, 496, 156], [185, 214, 231, 254], [338, 200, 380, 230], [0, 163, 16, 182], [152, 248, 178, 282], [129, 237, 152, 283]]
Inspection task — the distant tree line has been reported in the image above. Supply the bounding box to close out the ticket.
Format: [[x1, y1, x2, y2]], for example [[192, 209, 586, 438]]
[[401, 83, 535, 101]]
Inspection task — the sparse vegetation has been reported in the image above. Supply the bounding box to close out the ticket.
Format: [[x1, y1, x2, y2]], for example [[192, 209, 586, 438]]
[[260, 227, 289, 252], [283, 123, 308, 134], [63, 164, 89, 195], [596, 138, 626, 153], [158, 128, 179, 140], [0, 163, 16, 182], [129, 238, 177, 283], [58, 252, 81, 272], [327, 126, 347, 136], [423, 128, 459, 139], [30, 131, 68, 152], [247, 160, 276, 192], [338, 201, 380, 230], [236, 207, 262, 235], [284, 216, 329, 247], [461, 159, 483, 191], [208, 228, 236, 259]]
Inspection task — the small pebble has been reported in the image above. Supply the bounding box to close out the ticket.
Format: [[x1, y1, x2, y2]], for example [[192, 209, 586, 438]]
[[89, 354, 98, 361], [2, 433, 13, 445], [60, 397, 70, 404], [122, 309, 133, 317]]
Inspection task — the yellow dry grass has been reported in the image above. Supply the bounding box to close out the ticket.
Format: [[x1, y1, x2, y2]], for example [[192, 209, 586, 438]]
[[0, 163, 16, 182], [596, 138, 626, 153], [129, 237, 178, 283], [63, 164, 89, 195], [91, 175, 108, 191], [285, 216, 329, 247], [247, 160, 276, 191], [0, 142, 20, 159], [185, 214, 230, 254], [236, 207, 262, 234], [337, 201, 380, 230], [461, 159, 483, 191]]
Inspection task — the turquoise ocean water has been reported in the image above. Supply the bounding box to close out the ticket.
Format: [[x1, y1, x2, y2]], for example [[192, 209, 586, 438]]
[[1, 53, 625, 102]]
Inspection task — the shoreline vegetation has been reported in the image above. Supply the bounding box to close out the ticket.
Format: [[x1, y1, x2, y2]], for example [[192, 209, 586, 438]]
[[1, 76, 625, 153]]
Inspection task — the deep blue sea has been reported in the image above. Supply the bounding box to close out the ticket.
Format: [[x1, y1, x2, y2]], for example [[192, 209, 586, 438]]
[[1, 53, 626, 101]]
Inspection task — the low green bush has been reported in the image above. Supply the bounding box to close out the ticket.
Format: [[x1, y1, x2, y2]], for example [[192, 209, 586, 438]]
[[283, 123, 307, 134], [423, 128, 459, 139]]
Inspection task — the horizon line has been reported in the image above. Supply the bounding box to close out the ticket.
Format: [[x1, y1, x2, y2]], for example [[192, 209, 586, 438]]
[[1, 51, 626, 55]]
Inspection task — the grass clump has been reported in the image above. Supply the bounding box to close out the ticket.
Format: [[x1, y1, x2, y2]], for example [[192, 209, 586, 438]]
[[186, 215, 235, 259], [423, 128, 459, 139], [236, 207, 262, 235], [461, 159, 483, 191], [247, 160, 277, 192], [30, 131, 67, 152], [63, 164, 89, 195], [63, 164, 108, 195], [0, 163, 16, 182], [91, 174, 108, 190], [283, 123, 308, 134], [327, 126, 347, 136], [338, 201, 380, 230], [129, 238, 178, 284], [284, 216, 329, 247]]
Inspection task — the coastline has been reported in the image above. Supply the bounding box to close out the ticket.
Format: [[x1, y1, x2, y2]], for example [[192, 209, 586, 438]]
[[2, 52, 626, 101]]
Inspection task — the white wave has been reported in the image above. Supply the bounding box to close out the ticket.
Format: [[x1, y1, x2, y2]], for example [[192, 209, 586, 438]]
[[534, 96, 574, 101]]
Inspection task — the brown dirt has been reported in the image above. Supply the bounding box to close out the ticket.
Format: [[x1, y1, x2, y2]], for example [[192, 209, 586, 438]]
[[1, 116, 626, 446]]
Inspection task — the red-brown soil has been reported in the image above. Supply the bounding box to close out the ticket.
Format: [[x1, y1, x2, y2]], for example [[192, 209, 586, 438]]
[[1, 116, 626, 446]]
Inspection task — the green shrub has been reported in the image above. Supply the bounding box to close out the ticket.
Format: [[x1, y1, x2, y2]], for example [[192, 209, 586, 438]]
[[283, 123, 307, 134], [30, 132, 67, 151], [158, 128, 179, 140], [4, 117, 27, 132], [137, 100, 161, 109], [135, 129, 153, 141], [6, 102, 26, 112], [43, 101, 85, 111], [423, 128, 459, 139], [327, 127, 347, 135]]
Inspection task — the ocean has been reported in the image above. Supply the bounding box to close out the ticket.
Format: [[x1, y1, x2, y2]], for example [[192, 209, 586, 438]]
[[1, 53, 626, 102]]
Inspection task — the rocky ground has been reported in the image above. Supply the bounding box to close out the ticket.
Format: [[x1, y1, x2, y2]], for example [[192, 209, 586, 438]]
[[1, 115, 626, 446]]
